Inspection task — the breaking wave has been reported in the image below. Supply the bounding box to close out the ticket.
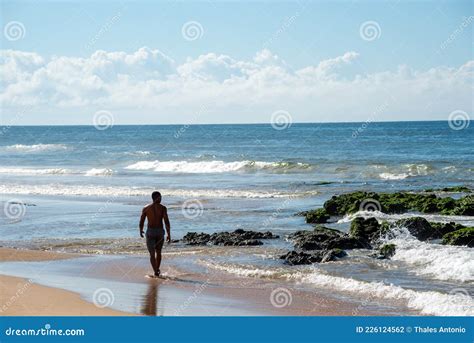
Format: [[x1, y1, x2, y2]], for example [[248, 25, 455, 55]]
[[3, 144, 68, 153], [201, 260, 474, 316], [125, 160, 312, 173], [0, 183, 317, 199]]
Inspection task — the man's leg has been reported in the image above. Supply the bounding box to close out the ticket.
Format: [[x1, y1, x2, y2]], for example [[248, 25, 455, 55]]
[[154, 235, 164, 276], [155, 249, 162, 273], [149, 252, 158, 274], [146, 236, 159, 274]]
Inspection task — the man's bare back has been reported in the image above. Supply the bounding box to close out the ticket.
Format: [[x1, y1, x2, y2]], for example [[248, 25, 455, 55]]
[[140, 202, 169, 230]]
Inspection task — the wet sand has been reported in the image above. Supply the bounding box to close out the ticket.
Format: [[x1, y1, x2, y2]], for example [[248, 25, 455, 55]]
[[0, 247, 383, 316], [0, 247, 76, 262]]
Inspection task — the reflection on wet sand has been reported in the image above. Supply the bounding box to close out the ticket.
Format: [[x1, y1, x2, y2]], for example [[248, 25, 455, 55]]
[[141, 280, 160, 316]]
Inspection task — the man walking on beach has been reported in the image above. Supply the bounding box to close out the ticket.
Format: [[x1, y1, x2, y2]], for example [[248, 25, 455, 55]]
[[139, 191, 171, 277]]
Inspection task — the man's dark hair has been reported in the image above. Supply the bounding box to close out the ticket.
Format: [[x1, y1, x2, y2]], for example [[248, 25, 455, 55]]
[[152, 191, 161, 201]]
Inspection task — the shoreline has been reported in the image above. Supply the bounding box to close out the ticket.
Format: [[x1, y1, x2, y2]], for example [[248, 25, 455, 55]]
[[0, 247, 383, 316]]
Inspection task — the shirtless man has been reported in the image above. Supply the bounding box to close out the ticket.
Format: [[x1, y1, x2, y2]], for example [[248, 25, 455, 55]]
[[139, 191, 171, 277]]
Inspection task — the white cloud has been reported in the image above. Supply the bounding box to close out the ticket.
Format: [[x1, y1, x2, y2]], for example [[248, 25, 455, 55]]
[[0, 47, 472, 124]]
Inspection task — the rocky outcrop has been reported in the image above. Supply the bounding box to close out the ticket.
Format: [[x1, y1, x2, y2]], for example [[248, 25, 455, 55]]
[[371, 244, 396, 259], [182, 232, 211, 245], [289, 226, 367, 250], [389, 218, 463, 241], [304, 208, 330, 224], [182, 229, 279, 246], [349, 217, 381, 246], [316, 191, 473, 216], [280, 248, 347, 265], [442, 227, 474, 247], [394, 217, 433, 241]]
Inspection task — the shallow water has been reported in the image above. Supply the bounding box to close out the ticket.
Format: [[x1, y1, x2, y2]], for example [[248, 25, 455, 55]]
[[0, 122, 473, 315]]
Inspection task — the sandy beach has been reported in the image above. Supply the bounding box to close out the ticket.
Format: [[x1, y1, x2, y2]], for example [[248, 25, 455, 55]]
[[0, 247, 384, 316], [0, 248, 128, 316]]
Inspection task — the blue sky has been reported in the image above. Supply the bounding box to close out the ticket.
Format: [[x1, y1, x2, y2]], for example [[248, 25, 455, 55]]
[[1, 0, 473, 124]]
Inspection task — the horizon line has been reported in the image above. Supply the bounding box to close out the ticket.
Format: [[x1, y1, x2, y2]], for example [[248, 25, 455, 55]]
[[1, 119, 457, 127]]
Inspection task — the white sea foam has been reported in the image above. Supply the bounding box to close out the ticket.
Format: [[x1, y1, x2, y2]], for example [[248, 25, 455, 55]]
[[298, 269, 473, 316], [125, 160, 311, 173], [3, 144, 68, 153], [0, 183, 316, 199], [382, 228, 474, 283], [0, 167, 114, 177], [379, 173, 409, 180], [84, 168, 114, 176], [0, 167, 72, 175], [125, 150, 152, 156], [201, 261, 474, 316], [337, 213, 474, 282], [337, 211, 474, 227], [377, 163, 434, 180]]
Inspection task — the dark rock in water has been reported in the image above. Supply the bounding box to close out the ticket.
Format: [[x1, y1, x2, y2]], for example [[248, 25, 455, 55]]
[[230, 229, 279, 240], [349, 217, 380, 245], [324, 191, 379, 215], [182, 232, 211, 245], [321, 248, 347, 263], [394, 217, 432, 241], [449, 195, 474, 216], [442, 227, 474, 247], [288, 226, 367, 250], [236, 239, 263, 246], [280, 248, 347, 265], [280, 251, 323, 265], [289, 226, 342, 250], [374, 244, 396, 259], [182, 229, 279, 246], [393, 217, 465, 241], [325, 236, 368, 250], [429, 222, 465, 238], [315, 191, 474, 216], [425, 186, 471, 193], [305, 208, 330, 224]]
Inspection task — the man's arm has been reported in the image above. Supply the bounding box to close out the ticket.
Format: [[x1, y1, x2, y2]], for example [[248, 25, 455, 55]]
[[164, 207, 171, 243], [139, 208, 146, 238]]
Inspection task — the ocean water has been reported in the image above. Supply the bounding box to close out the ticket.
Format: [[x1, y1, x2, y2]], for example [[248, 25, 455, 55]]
[[0, 121, 473, 315]]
